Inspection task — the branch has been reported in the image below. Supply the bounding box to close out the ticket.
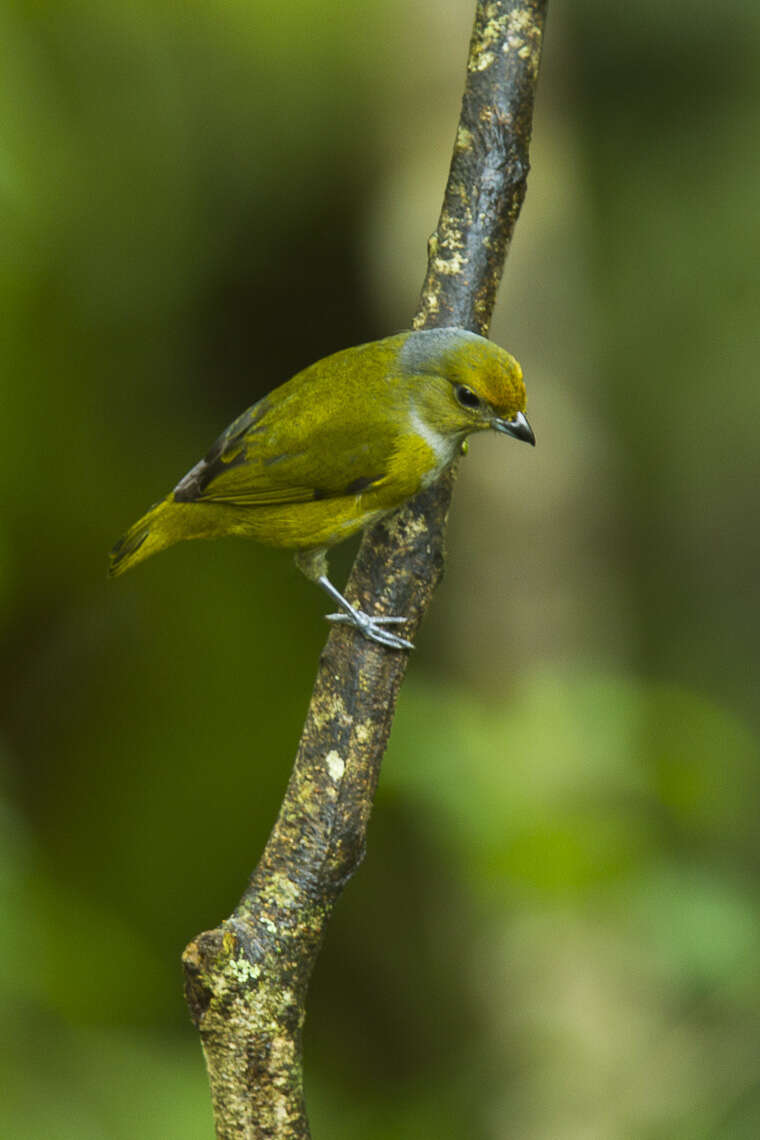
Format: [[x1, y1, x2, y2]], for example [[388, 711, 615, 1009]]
[[182, 3, 547, 1136]]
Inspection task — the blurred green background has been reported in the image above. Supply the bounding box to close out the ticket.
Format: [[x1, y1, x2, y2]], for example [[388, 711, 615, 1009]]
[[2, 1, 760, 1136]]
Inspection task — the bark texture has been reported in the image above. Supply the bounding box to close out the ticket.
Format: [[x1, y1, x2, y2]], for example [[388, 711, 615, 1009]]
[[183, 3, 548, 1136]]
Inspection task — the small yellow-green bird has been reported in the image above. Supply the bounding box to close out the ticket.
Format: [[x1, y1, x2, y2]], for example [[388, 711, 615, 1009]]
[[110, 327, 534, 649]]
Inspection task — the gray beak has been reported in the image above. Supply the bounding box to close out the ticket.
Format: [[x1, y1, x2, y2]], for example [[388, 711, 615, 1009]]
[[492, 410, 535, 446]]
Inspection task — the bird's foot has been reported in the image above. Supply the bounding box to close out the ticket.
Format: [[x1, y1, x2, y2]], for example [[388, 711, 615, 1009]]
[[325, 610, 414, 651], [314, 572, 414, 650]]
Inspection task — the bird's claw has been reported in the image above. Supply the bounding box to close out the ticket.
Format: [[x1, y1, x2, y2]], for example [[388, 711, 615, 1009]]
[[325, 610, 414, 650], [326, 613, 408, 626]]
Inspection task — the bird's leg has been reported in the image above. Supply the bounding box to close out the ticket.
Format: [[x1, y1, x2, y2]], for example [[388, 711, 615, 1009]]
[[294, 549, 413, 651], [317, 577, 414, 650]]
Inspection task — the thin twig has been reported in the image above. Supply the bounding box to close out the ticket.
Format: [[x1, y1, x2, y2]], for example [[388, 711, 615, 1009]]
[[182, 3, 547, 1137]]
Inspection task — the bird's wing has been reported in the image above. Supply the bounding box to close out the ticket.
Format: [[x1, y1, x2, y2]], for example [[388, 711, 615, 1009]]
[[172, 391, 396, 508]]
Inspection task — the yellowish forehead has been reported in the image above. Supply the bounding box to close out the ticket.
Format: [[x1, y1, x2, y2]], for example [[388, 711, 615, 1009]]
[[456, 342, 525, 409]]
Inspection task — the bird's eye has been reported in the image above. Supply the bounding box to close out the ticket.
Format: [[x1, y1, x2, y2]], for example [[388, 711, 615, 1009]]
[[455, 384, 480, 409]]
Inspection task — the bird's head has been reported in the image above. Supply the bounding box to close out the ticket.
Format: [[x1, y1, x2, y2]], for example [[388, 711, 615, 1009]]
[[399, 327, 535, 446]]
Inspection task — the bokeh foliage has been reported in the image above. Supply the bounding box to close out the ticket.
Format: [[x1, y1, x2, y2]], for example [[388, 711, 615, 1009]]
[[2, 1, 760, 1136]]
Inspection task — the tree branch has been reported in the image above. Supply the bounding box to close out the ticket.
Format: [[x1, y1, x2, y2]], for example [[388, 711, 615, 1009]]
[[182, 3, 547, 1136]]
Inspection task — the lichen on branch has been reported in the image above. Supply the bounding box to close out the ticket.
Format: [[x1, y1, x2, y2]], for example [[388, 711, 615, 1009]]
[[183, 4, 548, 1137]]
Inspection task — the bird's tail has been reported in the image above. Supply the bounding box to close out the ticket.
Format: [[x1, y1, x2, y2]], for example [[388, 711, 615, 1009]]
[[109, 497, 184, 578]]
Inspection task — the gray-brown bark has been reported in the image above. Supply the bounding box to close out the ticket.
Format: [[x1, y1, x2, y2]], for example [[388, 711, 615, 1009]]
[[182, 3, 548, 1136]]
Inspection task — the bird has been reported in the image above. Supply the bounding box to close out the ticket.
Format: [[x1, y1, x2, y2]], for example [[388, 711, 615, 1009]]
[[109, 327, 534, 649]]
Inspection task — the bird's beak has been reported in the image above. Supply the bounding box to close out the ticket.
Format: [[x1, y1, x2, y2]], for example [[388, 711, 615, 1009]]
[[492, 410, 535, 446]]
